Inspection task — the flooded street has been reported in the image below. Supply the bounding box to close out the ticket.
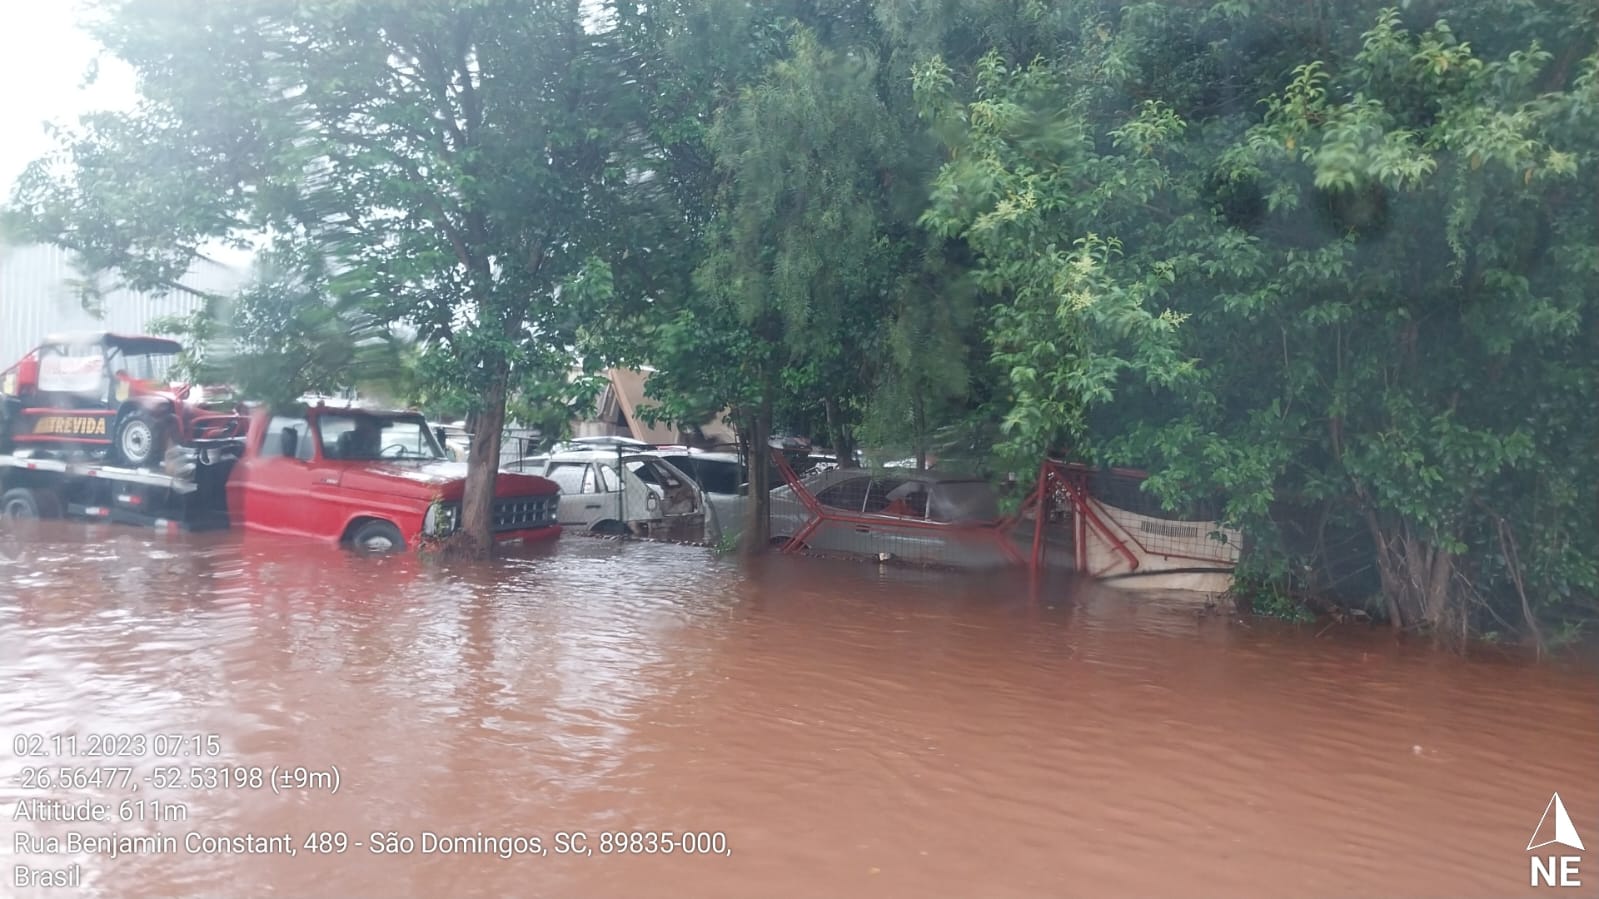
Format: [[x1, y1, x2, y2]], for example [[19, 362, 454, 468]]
[[2, 522, 1596, 898]]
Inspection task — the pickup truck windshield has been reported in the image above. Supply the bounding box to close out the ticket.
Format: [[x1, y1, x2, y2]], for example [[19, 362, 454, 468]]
[[318, 413, 445, 461]]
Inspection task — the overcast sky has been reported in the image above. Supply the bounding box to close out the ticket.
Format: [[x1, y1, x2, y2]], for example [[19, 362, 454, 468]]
[[0, 3, 259, 268], [0, 2, 138, 196]]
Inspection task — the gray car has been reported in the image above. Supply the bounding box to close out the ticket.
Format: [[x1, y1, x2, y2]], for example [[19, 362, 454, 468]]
[[759, 467, 1069, 569]]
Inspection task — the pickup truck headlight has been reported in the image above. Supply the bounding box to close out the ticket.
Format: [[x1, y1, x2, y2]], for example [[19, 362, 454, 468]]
[[424, 501, 460, 536]]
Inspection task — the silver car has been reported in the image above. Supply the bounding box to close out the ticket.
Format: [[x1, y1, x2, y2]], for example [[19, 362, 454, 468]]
[[505, 450, 710, 541], [761, 467, 1070, 569]]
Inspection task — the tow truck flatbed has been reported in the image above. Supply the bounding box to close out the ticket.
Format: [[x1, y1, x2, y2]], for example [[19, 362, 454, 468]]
[[0, 454, 200, 493], [0, 451, 232, 531]]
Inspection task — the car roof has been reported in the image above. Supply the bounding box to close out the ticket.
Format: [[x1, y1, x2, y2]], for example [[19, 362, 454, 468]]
[[561, 435, 648, 447], [795, 466, 989, 486], [545, 449, 654, 463], [43, 332, 183, 355], [278, 401, 428, 419], [538, 451, 697, 481], [651, 450, 741, 464]]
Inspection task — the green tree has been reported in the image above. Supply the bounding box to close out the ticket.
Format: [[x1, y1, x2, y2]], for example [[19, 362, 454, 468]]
[[150, 241, 409, 406], [9, 0, 645, 553], [693, 26, 914, 544], [919, 5, 1598, 644]]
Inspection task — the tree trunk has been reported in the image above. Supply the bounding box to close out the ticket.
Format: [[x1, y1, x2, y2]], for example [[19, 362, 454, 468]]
[[912, 384, 927, 471], [1366, 511, 1459, 641], [455, 363, 508, 558], [824, 396, 846, 462], [744, 371, 774, 554], [1365, 510, 1406, 631], [822, 398, 858, 467]]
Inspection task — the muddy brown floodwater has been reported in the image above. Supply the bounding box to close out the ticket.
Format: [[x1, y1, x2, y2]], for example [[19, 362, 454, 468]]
[[1, 520, 1595, 899]]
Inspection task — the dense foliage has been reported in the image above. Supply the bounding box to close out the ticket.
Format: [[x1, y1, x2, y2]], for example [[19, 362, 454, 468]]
[[7, 0, 1594, 644]]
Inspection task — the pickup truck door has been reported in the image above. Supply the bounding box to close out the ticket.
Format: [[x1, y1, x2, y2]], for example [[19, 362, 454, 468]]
[[231, 416, 314, 536], [230, 416, 350, 542]]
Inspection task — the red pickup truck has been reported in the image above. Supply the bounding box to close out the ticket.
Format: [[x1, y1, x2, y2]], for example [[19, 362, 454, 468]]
[[225, 401, 562, 551]]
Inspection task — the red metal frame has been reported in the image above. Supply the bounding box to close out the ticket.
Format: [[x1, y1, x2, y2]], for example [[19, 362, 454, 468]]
[[1026, 458, 1238, 576], [1061, 472, 1141, 576], [1025, 459, 1139, 576]]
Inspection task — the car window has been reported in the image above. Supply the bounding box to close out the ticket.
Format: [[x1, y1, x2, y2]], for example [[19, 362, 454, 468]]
[[630, 460, 685, 489], [108, 348, 175, 382], [672, 457, 743, 495], [863, 478, 910, 515], [259, 416, 313, 460], [594, 463, 617, 492], [878, 480, 930, 519], [546, 463, 588, 494], [815, 476, 870, 512], [316, 413, 444, 460], [657, 454, 696, 483], [928, 481, 999, 523], [35, 344, 106, 395], [381, 421, 431, 456], [505, 457, 546, 473]]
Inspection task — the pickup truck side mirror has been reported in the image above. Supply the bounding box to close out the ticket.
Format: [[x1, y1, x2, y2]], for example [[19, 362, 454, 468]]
[[280, 426, 299, 459]]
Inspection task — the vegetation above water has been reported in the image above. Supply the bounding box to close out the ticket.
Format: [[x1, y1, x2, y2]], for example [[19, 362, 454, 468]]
[[5, 0, 1595, 649]]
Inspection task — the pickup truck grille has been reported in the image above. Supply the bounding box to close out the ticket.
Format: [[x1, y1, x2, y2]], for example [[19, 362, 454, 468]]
[[493, 496, 556, 533]]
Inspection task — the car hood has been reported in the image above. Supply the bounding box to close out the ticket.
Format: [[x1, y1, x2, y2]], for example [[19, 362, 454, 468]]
[[339, 461, 560, 501]]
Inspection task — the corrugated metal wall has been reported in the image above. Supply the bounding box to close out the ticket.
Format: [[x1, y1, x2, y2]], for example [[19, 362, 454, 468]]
[[0, 243, 248, 366]]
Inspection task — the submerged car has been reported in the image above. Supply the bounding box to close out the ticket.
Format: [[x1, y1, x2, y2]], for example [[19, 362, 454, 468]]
[[506, 449, 709, 541], [646, 449, 794, 544], [226, 402, 561, 552], [764, 467, 1067, 569]]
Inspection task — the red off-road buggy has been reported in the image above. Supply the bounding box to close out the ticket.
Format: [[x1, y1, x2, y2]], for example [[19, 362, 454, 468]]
[[0, 332, 248, 469]]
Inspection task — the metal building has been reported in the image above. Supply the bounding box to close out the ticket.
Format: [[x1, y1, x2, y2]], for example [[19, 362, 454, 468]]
[[0, 243, 247, 366]]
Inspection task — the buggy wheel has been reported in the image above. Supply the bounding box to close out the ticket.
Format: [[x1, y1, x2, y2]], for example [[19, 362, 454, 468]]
[[114, 412, 168, 469]]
